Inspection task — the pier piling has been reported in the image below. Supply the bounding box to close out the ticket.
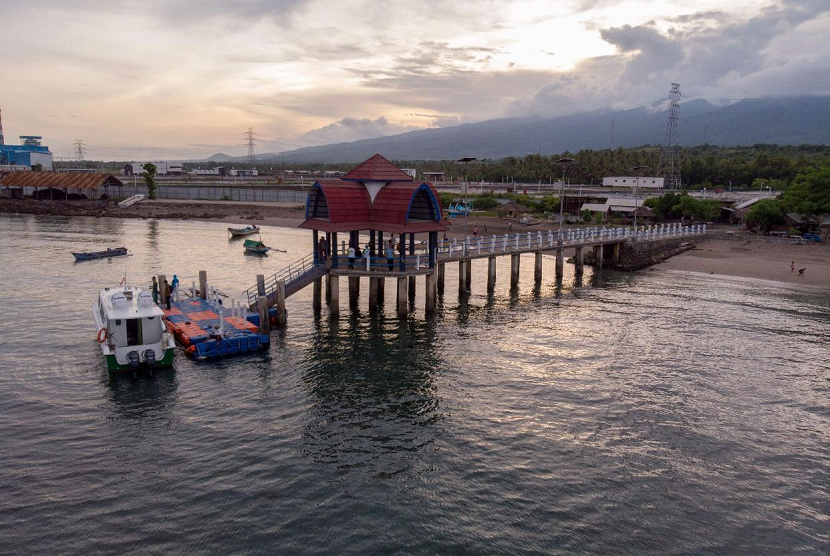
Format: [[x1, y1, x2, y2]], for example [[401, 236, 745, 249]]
[[510, 254, 520, 289], [369, 277, 379, 311], [312, 278, 322, 310], [349, 276, 360, 307], [575, 247, 584, 275], [377, 277, 385, 305], [329, 276, 339, 316], [199, 270, 207, 300], [256, 274, 266, 296], [458, 260, 468, 295], [594, 245, 604, 269], [257, 295, 270, 334], [409, 275, 416, 300], [275, 280, 287, 328], [325, 275, 331, 305], [555, 247, 564, 278], [425, 272, 436, 312], [397, 277, 407, 316], [437, 263, 445, 294], [612, 243, 621, 264], [534, 252, 543, 283], [487, 256, 496, 292]]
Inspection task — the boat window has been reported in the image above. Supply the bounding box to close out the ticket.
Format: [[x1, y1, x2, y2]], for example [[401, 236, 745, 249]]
[[147, 316, 155, 320], [126, 319, 140, 346]]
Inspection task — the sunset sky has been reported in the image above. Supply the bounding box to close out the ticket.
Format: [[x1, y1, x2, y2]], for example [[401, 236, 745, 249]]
[[1, 0, 827, 160]]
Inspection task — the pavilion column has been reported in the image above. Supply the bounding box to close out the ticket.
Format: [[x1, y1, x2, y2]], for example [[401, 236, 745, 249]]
[[428, 231, 437, 268], [575, 247, 584, 275], [313, 230, 319, 264], [510, 254, 520, 289], [487, 256, 496, 292], [331, 232, 339, 268]]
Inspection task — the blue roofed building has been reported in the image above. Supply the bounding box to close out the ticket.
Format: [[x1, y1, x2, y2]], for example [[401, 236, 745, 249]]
[[0, 109, 54, 171]]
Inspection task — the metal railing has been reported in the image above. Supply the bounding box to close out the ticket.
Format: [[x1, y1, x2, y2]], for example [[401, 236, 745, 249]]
[[243, 252, 319, 306]]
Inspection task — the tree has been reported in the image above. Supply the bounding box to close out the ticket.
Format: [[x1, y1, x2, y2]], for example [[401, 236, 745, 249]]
[[142, 162, 158, 199], [472, 194, 498, 210], [746, 199, 785, 232], [783, 163, 830, 216]]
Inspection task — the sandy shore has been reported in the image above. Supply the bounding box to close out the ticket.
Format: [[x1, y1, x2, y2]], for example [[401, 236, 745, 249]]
[[658, 234, 830, 288]]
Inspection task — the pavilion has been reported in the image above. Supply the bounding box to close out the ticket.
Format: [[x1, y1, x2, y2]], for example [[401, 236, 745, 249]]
[[300, 153, 447, 270]]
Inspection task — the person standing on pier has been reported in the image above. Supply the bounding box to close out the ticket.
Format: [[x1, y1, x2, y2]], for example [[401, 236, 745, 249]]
[[362, 244, 370, 268], [171, 275, 179, 299], [163, 279, 172, 310], [151, 276, 159, 304], [386, 244, 395, 271], [348, 245, 356, 269]]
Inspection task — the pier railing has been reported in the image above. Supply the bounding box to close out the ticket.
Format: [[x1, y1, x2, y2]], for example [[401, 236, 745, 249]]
[[243, 252, 320, 306]]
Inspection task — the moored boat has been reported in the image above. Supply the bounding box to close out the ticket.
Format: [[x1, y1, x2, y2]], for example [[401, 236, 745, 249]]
[[73, 247, 129, 261], [93, 286, 176, 372], [243, 239, 270, 254], [228, 224, 260, 237]]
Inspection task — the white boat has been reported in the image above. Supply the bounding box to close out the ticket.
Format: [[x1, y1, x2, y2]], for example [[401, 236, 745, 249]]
[[93, 286, 176, 372], [228, 224, 260, 237]]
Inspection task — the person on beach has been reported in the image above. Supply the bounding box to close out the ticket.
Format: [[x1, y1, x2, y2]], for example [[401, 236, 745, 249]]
[[484, 225, 487, 235], [171, 275, 179, 299], [348, 245, 356, 269], [791, 261, 795, 272], [151, 276, 159, 304], [508, 220, 513, 232], [473, 225, 478, 238]]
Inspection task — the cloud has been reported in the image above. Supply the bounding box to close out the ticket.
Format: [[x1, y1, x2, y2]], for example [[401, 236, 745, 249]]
[[298, 116, 420, 145]]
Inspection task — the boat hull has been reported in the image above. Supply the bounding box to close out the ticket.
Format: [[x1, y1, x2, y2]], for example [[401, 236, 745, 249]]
[[105, 347, 175, 372]]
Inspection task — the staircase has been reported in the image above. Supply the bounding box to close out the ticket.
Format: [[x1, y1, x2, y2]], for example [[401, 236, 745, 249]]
[[243, 253, 327, 309]]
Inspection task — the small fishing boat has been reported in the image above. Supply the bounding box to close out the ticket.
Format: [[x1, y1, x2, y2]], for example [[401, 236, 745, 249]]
[[447, 202, 472, 218], [72, 247, 129, 261], [243, 239, 270, 255], [93, 285, 176, 372], [228, 224, 260, 237]]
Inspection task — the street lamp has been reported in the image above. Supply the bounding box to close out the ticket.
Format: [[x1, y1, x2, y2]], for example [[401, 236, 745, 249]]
[[627, 165, 650, 234], [554, 158, 576, 238]]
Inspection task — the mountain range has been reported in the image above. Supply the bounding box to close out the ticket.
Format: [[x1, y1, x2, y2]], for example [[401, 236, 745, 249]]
[[206, 96, 830, 164]]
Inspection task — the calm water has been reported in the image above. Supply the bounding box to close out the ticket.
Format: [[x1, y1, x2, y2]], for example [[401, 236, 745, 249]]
[[1, 214, 829, 555]]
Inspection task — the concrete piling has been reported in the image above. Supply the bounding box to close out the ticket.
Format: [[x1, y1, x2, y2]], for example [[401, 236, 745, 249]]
[[575, 247, 584, 275], [465, 260, 472, 291], [275, 280, 287, 328], [377, 277, 385, 305], [425, 272, 437, 312], [325, 274, 331, 305], [199, 270, 208, 300], [594, 245, 604, 269], [257, 295, 270, 334], [349, 276, 360, 306], [329, 276, 339, 315], [458, 260, 467, 295], [555, 248, 564, 278], [397, 277, 407, 316], [510, 254, 520, 289], [369, 276, 379, 311], [312, 278, 322, 310], [409, 275, 416, 300], [487, 256, 496, 292], [612, 243, 621, 264], [437, 262, 445, 294], [534, 252, 543, 283]]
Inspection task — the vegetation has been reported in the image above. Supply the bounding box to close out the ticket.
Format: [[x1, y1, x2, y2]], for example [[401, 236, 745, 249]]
[[746, 199, 786, 232], [645, 192, 720, 222], [183, 145, 830, 191], [142, 162, 158, 200], [782, 162, 830, 216]]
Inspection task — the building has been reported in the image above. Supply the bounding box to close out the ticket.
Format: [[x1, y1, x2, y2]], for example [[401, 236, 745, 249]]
[[580, 198, 653, 221], [423, 171, 445, 183], [124, 161, 183, 176], [228, 168, 258, 177], [603, 176, 664, 189], [190, 167, 226, 177], [401, 168, 417, 179], [0, 172, 123, 200]]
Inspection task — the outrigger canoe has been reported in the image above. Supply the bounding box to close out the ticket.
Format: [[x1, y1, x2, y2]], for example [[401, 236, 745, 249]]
[[73, 247, 129, 261], [228, 225, 260, 237], [243, 239, 270, 255]]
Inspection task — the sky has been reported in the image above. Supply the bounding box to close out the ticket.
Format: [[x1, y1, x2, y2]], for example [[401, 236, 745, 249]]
[[1, 0, 828, 160]]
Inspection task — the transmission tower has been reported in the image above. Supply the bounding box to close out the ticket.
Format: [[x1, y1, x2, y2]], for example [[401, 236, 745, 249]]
[[657, 83, 681, 189], [74, 139, 86, 162], [244, 128, 258, 164]]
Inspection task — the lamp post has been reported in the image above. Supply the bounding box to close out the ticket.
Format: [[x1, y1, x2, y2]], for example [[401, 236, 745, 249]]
[[627, 165, 650, 235], [554, 158, 576, 238]]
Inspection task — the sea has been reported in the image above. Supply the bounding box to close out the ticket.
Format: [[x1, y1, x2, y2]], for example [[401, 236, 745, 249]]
[[1, 213, 828, 555]]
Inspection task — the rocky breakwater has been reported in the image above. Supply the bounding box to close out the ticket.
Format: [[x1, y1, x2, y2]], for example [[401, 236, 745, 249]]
[[582, 236, 700, 271]]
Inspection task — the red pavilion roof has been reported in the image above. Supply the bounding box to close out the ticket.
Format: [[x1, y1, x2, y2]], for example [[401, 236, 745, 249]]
[[341, 153, 414, 183]]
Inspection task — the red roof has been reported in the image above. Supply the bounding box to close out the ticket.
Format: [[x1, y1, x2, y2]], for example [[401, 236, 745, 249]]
[[342, 153, 414, 183], [0, 172, 123, 190]]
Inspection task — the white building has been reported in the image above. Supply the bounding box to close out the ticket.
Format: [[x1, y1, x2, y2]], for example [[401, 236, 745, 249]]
[[124, 161, 183, 176], [603, 176, 664, 188], [228, 168, 258, 177]]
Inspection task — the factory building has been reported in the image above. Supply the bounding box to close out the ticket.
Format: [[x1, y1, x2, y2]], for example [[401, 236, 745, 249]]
[[0, 109, 54, 171], [123, 161, 184, 176], [602, 176, 664, 189]]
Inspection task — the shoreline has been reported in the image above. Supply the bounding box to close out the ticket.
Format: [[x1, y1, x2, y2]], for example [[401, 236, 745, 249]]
[[3, 198, 827, 289]]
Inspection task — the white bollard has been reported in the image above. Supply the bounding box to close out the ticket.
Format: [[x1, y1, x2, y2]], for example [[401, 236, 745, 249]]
[[503, 234, 508, 252]]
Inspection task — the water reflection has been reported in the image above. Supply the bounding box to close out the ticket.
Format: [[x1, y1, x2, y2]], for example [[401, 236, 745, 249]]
[[146, 219, 159, 252], [300, 315, 445, 475], [102, 368, 179, 425]]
